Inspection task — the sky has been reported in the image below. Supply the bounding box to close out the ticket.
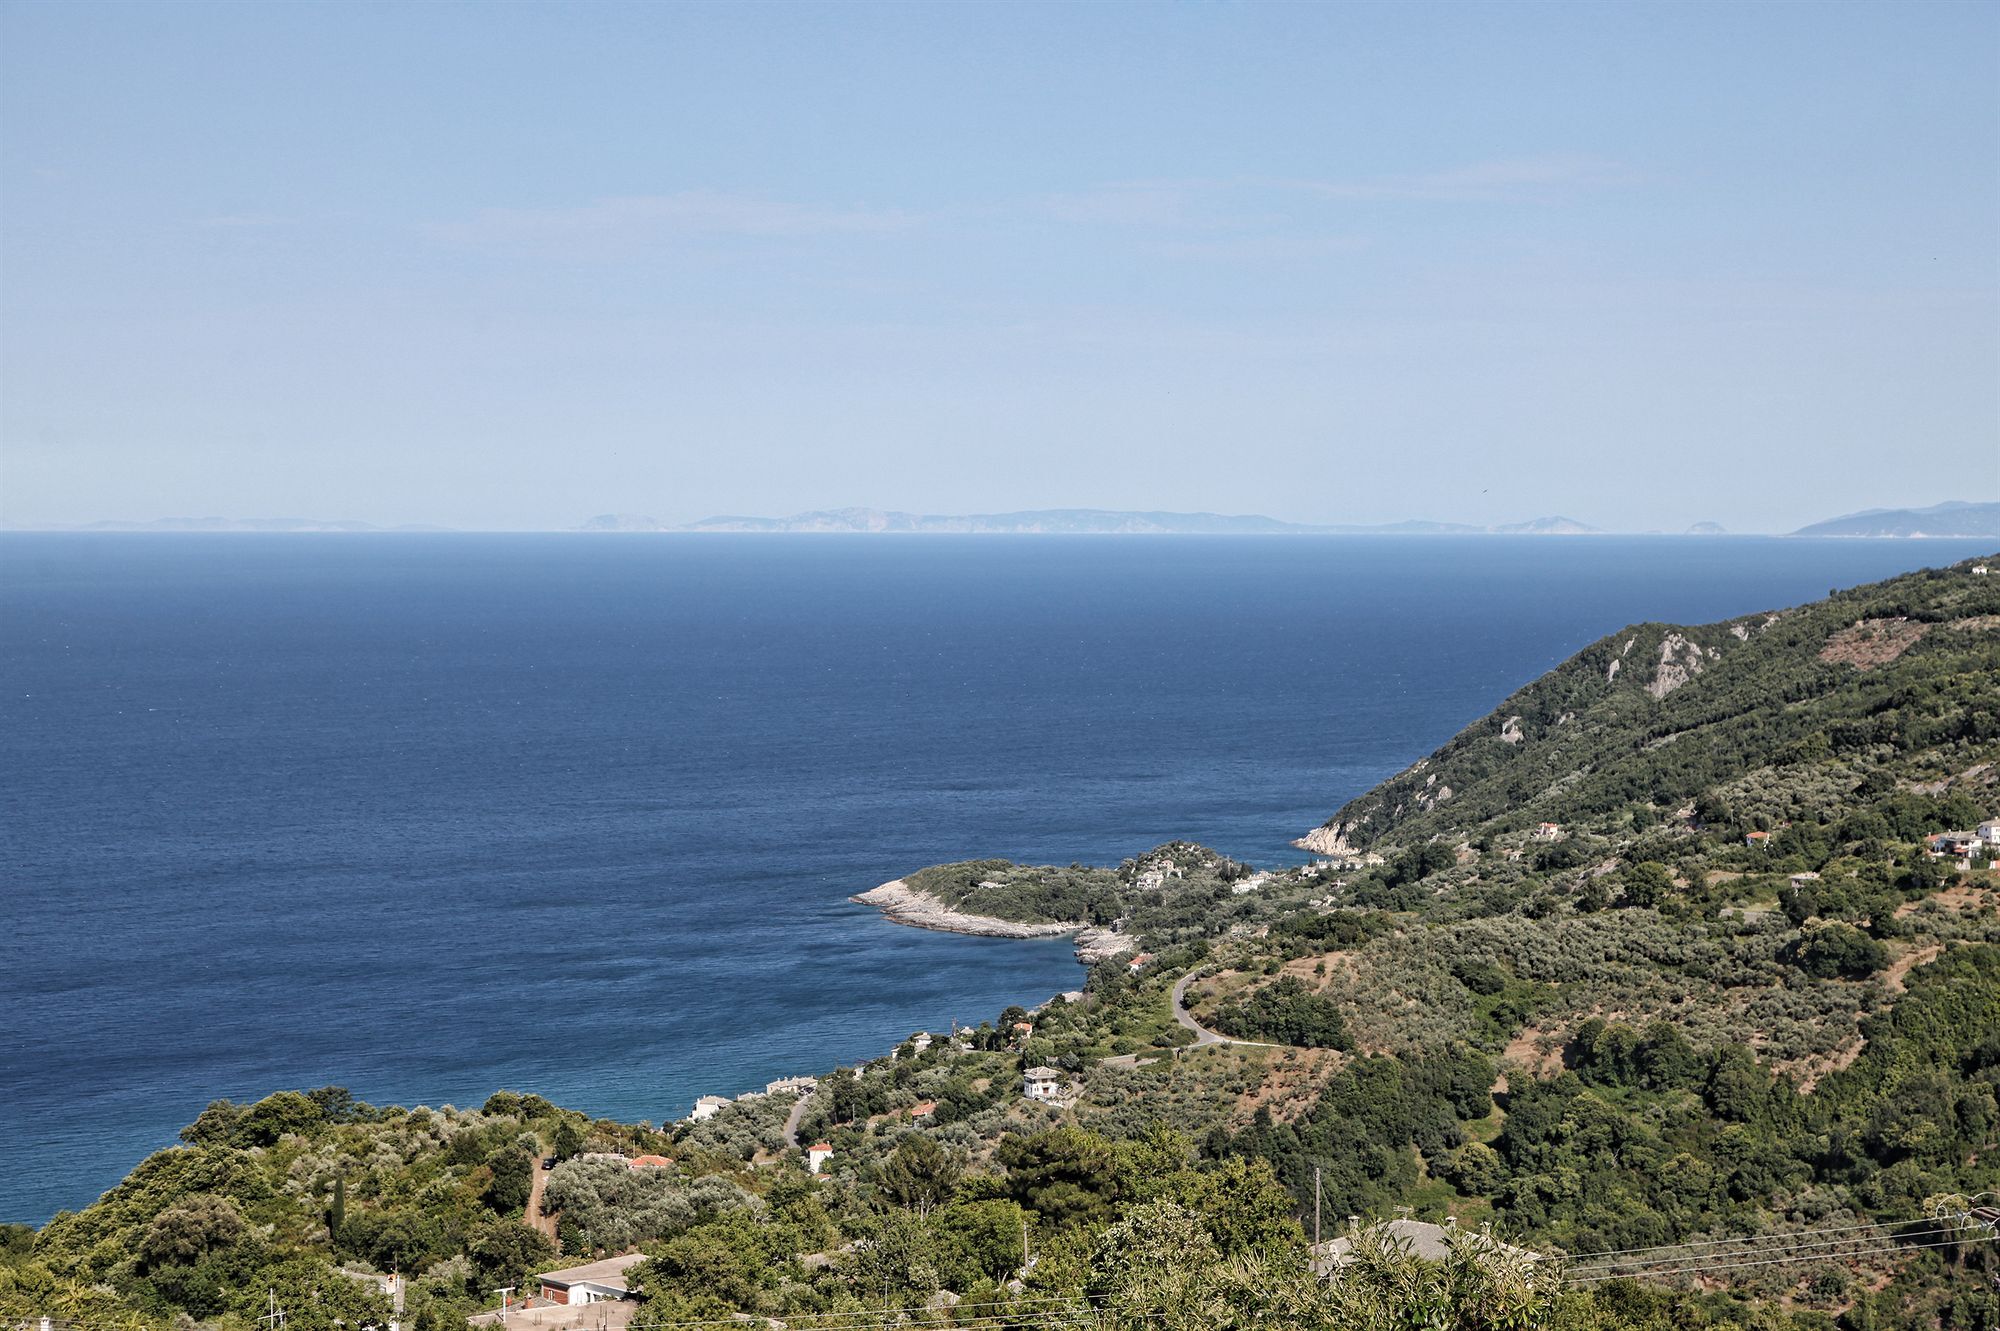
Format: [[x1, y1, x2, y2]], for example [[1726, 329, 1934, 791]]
[[1, 0, 1996, 533]]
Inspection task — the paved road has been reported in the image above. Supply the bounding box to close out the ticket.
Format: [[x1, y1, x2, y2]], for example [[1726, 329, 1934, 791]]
[[1170, 969, 1276, 1048], [781, 1091, 813, 1148]]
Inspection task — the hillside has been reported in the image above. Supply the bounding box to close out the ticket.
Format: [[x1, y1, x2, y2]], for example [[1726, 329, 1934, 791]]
[[8, 556, 1999, 1331], [1304, 554, 2000, 857]]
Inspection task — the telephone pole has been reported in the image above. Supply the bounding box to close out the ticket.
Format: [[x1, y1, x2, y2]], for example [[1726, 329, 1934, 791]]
[[1314, 1166, 1323, 1247]]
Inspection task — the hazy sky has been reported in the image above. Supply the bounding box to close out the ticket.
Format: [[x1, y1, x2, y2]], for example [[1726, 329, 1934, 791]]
[[2, 1, 1995, 531]]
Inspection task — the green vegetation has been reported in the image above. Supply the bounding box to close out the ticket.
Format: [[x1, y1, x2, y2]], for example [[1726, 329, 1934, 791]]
[[10, 555, 2000, 1329]]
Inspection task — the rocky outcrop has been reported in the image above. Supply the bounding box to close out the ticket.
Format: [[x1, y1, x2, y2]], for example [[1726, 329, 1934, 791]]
[[1647, 633, 1707, 700], [1293, 822, 1362, 856], [1074, 927, 1140, 963]]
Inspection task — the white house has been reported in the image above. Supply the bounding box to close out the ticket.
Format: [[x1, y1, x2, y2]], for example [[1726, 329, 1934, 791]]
[[806, 1142, 834, 1174], [1023, 1066, 1064, 1102], [1978, 820, 2000, 847], [687, 1095, 731, 1122], [537, 1254, 646, 1307]]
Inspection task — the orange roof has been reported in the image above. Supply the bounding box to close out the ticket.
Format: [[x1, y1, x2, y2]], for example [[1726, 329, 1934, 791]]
[[1746, 831, 1771, 839], [808, 1142, 833, 1152], [628, 1154, 674, 1169], [908, 1101, 936, 1117]]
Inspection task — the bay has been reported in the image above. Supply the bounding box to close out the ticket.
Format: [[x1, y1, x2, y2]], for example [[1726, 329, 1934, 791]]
[[2, 532, 1989, 1223]]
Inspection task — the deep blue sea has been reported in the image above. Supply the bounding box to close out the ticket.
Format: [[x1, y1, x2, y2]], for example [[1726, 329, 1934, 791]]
[[3, 534, 1992, 1224]]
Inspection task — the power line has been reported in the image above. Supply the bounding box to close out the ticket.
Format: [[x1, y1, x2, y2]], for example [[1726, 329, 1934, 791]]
[[1570, 1232, 1997, 1284], [1567, 1221, 1961, 1274], [1557, 1214, 1928, 1262]]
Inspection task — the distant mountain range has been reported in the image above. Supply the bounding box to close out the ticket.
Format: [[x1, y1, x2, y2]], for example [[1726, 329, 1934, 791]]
[[583, 508, 1605, 535], [24, 500, 1996, 537], [1789, 500, 2000, 539]]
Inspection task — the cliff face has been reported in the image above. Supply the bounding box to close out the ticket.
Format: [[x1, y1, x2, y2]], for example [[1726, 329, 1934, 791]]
[[1302, 556, 2000, 854]]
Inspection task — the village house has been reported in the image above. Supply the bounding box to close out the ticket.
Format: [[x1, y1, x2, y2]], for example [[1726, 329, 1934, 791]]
[[626, 1154, 673, 1170], [536, 1254, 646, 1307], [1745, 831, 1772, 848], [806, 1142, 834, 1175], [1534, 822, 1562, 841], [1979, 819, 2000, 846], [766, 1075, 817, 1096], [1928, 831, 1982, 858], [907, 1101, 936, 1120], [686, 1095, 731, 1122], [1126, 953, 1153, 974], [1023, 1066, 1064, 1102], [1310, 1218, 1537, 1277]]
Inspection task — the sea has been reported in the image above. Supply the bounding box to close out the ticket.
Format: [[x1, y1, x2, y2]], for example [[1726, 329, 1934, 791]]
[[3, 533, 1992, 1224]]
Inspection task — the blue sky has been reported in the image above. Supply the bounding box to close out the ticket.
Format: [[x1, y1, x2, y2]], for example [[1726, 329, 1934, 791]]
[[2, 0, 1995, 531]]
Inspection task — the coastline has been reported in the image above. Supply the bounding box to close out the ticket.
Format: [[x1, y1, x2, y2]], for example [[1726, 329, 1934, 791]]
[[851, 878, 1137, 963]]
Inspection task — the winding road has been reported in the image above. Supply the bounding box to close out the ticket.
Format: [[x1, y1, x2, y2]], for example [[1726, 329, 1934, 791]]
[[1170, 969, 1276, 1048]]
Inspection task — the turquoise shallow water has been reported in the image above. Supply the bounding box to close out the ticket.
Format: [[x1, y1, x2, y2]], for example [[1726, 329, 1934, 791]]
[[2, 533, 1990, 1224]]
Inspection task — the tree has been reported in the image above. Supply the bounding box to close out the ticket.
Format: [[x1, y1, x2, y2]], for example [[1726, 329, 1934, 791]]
[[482, 1147, 534, 1215], [136, 1195, 245, 1270], [877, 1134, 960, 1218], [328, 1175, 345, 1245], [996, 1128, 1124, 1230], [1150, 1157, 1303, 1256], [1621, 861, 1673, 909], [550, 1117, 585, 1161], [1786, 922, 1888, 979], [934, 1199, 1029, 1285], [240, 1090, 324, 1146], [1084, 1201, 1220, 1324], [467, 1224, 554, 1289]]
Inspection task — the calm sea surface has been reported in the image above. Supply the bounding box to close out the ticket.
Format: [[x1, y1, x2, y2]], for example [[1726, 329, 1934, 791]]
[[3, 534, 1991, 1223]]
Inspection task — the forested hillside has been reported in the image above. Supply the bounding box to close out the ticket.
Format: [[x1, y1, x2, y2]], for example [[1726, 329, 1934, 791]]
[[8, 556, 1998, 1331]]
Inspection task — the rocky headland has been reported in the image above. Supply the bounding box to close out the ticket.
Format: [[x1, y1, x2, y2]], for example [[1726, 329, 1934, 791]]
[[851, 879, 1138, 962]]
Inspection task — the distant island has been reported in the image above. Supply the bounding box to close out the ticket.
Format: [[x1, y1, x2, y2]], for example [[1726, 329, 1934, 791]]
[[1791, 499, 2000, 539], [19, 500, 1997, 537]]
